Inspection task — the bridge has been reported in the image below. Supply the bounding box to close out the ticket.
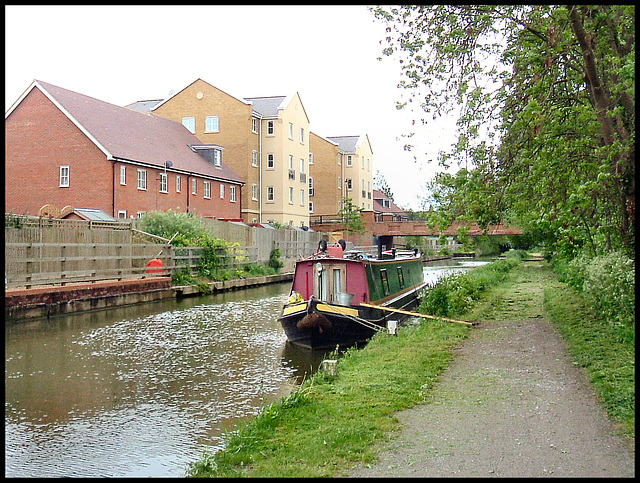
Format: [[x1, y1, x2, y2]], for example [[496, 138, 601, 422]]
[[310, 212, 522, 239]]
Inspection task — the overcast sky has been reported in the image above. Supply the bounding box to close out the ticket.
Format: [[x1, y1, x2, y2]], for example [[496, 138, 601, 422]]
[[5, 5, 457, 210]]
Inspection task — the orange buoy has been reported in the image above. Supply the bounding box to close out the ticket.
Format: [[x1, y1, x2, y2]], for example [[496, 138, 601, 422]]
[[145, 258, 164, 274]]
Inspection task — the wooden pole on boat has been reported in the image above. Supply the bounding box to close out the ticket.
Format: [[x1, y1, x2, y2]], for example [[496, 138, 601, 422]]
[[359, 303, 474, 326]]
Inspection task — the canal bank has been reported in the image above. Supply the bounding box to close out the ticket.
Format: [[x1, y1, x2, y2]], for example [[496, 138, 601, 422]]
[[5, 272, 294, 322]]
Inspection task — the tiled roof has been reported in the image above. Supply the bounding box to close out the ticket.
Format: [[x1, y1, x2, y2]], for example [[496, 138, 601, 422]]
[[327, 135, 359, 153], [244, 96, 287, 117], [33, 81, 243, 185], [124, 99, 163, 113], [373, 189, 406, 216]]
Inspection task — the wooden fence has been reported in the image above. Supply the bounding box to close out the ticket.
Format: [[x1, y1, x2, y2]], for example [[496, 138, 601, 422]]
[[5, 216, 325, 289]]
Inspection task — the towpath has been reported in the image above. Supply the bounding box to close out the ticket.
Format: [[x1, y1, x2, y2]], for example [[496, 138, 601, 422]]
[[347, 264, 634, 478]]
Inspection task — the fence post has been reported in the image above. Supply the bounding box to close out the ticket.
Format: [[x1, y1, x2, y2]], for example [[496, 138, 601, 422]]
[[60, 244, 67, 286]]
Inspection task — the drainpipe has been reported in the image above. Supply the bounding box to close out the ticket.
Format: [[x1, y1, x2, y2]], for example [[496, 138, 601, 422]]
[[112, 159, 117, 218], [258, 115, 262, 223], [186, 174, 191, 213]]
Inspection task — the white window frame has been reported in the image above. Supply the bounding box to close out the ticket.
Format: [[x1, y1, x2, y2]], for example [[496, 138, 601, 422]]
[[182, 116, 195, 133], [252, 117, 258, 133], [192, 178, 197, 195], [267, 153, 275, 169], [213, 149, 222, 167], [300, 127, 304, 144], [346, 178, 352, 190], [288, 186, 294, 204], [204, 180, 211, 199], [361, 156, 365, 168], [205, 115, 219, 133], [300, 189, 305, 206], [288, 122, 293, 140], [118, 210, 127, 219], [309, 177, 314, 196], [159, 172, 168, 193], [267, 120, 274, 135], [288, 155, 294, 170], [252, 150, 258, 167], [300, 158, 305, 174], [309, 152, 314, 165], [230, 185, 237, 202], [309, 201, 314, 213], [267, 186, 275, 202], [220, 184, 225, 199], [120, 165, 126, 185], [137, 169, 147, 190], [252, 183, 258, 201], [176, 175, 181, 192], [59, 165, 70, 187], [347, 155, 352, 167]]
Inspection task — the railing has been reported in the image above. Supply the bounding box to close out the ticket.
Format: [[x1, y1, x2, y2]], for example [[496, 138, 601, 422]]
[[299, 172, 306, 183], [288, 169, 295, 180]]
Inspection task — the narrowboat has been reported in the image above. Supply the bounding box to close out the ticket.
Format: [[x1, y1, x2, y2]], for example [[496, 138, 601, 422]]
[[278, 240, 427, 350]]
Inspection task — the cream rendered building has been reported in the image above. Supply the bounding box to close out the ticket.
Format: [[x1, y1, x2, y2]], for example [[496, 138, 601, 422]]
[[246, 93, 310, 227], [308, 132, 341, 217], [326, 135, 374, 212]]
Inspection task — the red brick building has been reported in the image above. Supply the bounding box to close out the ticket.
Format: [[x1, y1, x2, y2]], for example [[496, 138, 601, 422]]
[[5, 80, 244, 220]]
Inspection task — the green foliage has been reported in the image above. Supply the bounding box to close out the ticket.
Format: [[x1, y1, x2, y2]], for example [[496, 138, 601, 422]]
[[268, 247, 284, 270], [373, 5, 635, 259], [420, 255, 521, 318], [338, 197, 366, 235], [554, 251, 635, 342], [137, 210, 213, 246], [5, 213, 27, 229]]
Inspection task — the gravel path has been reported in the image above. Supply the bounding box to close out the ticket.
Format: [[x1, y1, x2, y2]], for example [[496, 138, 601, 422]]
[[347, 315, 635, 477]]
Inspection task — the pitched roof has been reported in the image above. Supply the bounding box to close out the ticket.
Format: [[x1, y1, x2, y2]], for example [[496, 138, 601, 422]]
[[244, 96, 287, 117], [327, 135, 360, 153], [14, 80, 243, 185], [124, 99, 163, 113], [373, 189, 407, 216]]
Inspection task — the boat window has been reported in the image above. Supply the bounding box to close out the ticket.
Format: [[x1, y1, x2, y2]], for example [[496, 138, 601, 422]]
[[397, 266, 405, 288], [332, 268, 342, 301], [317, 265, 327, 301], [380, 269, 390, 295]]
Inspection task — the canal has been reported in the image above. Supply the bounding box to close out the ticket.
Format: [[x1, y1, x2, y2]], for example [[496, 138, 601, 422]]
[[5, 258, 488, 477]]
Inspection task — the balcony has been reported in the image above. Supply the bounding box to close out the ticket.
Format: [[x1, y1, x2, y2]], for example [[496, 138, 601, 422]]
[[299, 172, 306, 183], [288, 169, 295, 180]]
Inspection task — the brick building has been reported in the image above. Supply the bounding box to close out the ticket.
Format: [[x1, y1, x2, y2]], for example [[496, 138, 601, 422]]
[[5, 80, 244, 220]]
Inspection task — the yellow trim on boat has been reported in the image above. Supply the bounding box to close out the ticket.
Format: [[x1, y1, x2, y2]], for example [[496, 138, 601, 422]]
[[317, 303, 359, 317], [282, 302, 308, 316]]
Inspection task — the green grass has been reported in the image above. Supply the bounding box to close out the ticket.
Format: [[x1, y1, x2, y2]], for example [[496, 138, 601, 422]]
[[186, 257, 634, 477]]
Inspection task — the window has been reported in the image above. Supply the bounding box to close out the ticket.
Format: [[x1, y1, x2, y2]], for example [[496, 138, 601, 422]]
[[137, 169, 147, 190], [300, 189, 305, 206], [346, 178, 352, 190], [182, 116, 195, 133], [59, 165, 70, 187], [205, 116, 219, 132], [267, 153, 275, 169], [300, 127, 304, 144], [338, 176, 341, 188], [176, 175, 181, 192], [309, 177, 314, 196], [267, 120, 274, 135], [309, 201, 314, 213], [380, 269, 390, 295], [288, 155, 293, 170], [397, 267, 405, 288], [309, 152, 314, 165], [204, 180, 211, 199], [300, 158, 305, 174], [252, 117, 258, 133], [367, 158, 370, 171], [220, 184, 225, 199], [118, 210, 127, 219], [347, 155, 352, 166], [159, 172, 168, 193], [252, 150, 258, 167], [288, 122, 293, 139], [267, 186, 274, 202], [230, 185, 237, 202], [252, 183, 258, 201], [137, 211, 145, 218], [288, 186, 293, 204], [192, 178, 197, 195], [361, 156, 365, 168], [120, 166, 126, 185], [213, 149, 222, 167]]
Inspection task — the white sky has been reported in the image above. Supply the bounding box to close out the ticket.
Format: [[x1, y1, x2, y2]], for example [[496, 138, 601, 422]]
[[5, 5, 457, 210]]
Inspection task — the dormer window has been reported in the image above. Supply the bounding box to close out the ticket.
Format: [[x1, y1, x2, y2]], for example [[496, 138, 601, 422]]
[[191, 144, 223, 168], [213, 149, 221, 167]]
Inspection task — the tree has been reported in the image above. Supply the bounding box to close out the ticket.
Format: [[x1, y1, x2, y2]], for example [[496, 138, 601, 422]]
[[338, 197, 366, 235], [373, 170, 394, 201], [372, 5, 635, 258]]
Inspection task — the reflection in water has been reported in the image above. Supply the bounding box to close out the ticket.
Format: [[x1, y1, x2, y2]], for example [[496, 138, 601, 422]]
[[5, 259, 487, 477]]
